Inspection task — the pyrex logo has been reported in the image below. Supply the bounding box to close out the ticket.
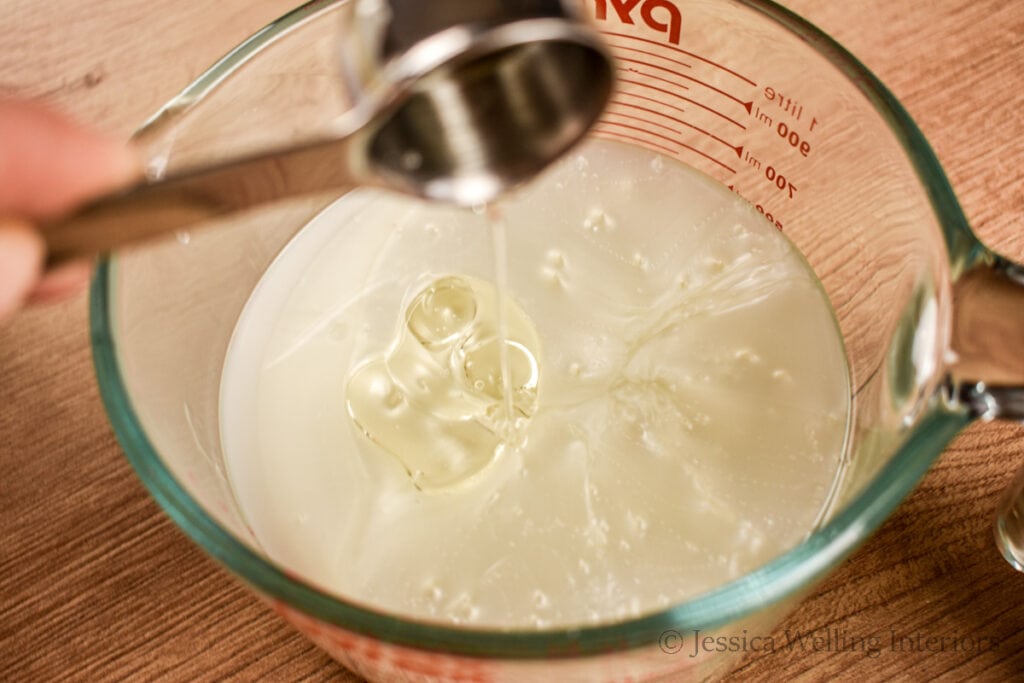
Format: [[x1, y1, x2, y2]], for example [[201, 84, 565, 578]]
[[594, 0, 682, 45]]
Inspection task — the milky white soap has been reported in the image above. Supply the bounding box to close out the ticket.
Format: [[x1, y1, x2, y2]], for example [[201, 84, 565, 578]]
[[220, 139, 849, 629]]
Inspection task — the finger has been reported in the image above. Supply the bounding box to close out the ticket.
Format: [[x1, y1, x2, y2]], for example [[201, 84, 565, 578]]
[[27, 259, 93, 305], [0, 100, 140, 220], [0, 218, 44, 322]]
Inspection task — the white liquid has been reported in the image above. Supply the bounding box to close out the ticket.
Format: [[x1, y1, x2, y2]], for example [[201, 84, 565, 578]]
[[221, 140, 850, 629]]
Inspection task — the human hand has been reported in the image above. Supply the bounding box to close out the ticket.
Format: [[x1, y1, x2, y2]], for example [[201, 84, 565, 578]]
[[0, 100, 137, 323]]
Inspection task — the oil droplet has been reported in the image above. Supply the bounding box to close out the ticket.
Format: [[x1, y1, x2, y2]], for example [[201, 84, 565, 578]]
[[346, 275, 542, 490], [406, 277, 477, 348]]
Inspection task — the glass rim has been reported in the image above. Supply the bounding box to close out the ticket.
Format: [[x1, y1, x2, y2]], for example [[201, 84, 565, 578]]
[[90, 0, 976, 659]]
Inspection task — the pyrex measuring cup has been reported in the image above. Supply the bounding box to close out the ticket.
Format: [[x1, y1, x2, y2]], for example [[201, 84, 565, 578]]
[[89, 1, 1023, 681]]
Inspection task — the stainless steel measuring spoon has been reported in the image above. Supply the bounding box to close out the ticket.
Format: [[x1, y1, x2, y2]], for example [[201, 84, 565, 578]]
[[40, 0, 614, 264]]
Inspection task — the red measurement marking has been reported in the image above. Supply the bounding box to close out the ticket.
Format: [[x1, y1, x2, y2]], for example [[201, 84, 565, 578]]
[[618, 57, 694, 87], [600, 29, 757, 87], [620, 65, 689, 93], [620, 61, 751, 113], [618, 76, 747, 130], [605, 42, 692, 70], [617, 89, 686, 117], [593, 129, 680, 158], [598, 120, 737, 174], [605, 109, 681, 137], [609, 98, 744, 158]]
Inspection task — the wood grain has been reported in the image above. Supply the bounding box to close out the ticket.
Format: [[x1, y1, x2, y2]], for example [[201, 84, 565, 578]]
[[1, 1, 1023, 681]]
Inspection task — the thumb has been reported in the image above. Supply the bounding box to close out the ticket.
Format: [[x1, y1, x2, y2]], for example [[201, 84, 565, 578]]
[[0, 219, 44, 321]]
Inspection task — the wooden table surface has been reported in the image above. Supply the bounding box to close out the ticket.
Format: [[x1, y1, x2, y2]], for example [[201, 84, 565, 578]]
[[1, 1, 1022, 681]]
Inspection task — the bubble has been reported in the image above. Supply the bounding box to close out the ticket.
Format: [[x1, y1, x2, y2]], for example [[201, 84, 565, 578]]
[[704, 256, 726, 273], [423, 581, 444, 602], [772, 368, 794, 383], [583, 208, 616, 233], [545, 249, 567, 268], [627, 510, 649, 536], [447, 592, 481, 622], [733, 348, 761, 364], [631, 252, 652, 271]]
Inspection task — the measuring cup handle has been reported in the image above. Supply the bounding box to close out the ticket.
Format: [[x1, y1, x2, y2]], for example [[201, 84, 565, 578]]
[[948, 252, 1024, 571], [949, 253, 1024, 416]]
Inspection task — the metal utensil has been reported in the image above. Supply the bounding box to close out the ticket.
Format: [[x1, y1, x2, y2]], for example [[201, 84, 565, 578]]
[[41, 0, 614, 263]]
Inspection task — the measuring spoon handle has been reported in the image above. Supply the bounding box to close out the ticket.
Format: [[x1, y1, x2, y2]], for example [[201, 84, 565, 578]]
[[40, 132, 362, 265]]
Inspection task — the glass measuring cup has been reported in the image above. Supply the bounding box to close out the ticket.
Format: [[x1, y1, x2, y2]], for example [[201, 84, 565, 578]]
[[88, 1, 1023, 681]]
